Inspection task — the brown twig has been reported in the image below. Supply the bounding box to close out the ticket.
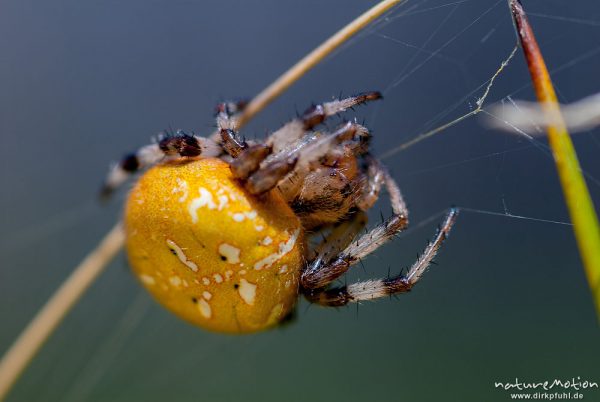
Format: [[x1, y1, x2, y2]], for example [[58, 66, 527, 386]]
[[508, 0, 600, 319]]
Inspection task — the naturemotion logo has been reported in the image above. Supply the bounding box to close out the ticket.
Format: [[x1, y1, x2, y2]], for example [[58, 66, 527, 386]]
[[494, 377, 598, 400]]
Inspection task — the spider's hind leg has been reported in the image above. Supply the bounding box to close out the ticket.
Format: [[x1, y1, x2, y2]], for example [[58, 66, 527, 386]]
[[304, 208, 458, 306], [301, 157, 409, 289]]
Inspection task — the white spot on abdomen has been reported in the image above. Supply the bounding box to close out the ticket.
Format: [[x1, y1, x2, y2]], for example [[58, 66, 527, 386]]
[[238, 279, 257, 305], [197, 299, 212, 318], [253, 229, 300, 270], [218, 243, 241, 264], [217, 195, 229, 210], [139, 274, 155, 285], [233, 210, 258, 222], [169, 276, 182, 286], [268, 303, 284, 324], [166, 239, 198, 272], [188, 187, 217, 223], [173, 178, 189, 202]]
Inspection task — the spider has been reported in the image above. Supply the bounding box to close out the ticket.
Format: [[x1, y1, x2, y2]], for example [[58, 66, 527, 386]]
[[102, 92, 458, 333]]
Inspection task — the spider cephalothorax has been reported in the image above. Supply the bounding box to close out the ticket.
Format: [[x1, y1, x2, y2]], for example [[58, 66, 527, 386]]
[[103, 93, 457, 333]]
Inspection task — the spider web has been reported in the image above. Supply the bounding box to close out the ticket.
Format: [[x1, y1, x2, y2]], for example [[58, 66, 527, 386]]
[[1, 1, 599, 401]]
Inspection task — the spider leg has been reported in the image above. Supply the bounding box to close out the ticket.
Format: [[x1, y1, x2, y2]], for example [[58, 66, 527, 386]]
[[214, 100, 290, 184], [300, 157, 408, 289], [214, 99, 248, 119], [307, 211, 368, 264], [267, 92, 381, 153], [216, 105, 296, 187], [215, 101, 251, 158], [304, 208, 459, 306], [101, 130, 220, 198], [356, 156, 387, 211], [243, 121, 368, 195], [229, 144, 272, 179], [243, 156, 299, 195], [219, 128, 248, 158], [220, 92, 379, 193]]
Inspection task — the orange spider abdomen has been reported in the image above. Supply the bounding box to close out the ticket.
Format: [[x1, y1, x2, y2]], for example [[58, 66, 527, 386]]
[[125, 158, 304, 333]]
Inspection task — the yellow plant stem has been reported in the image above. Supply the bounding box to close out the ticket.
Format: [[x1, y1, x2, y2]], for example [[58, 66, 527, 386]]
[[237, 0, 404, 128], [509, 0, 600, 319]]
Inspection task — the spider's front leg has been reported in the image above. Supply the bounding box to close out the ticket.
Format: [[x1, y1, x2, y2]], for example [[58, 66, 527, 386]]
[[218, 92, 380, 195], [216, 110, 299, 193], [266, 92, 381, 153], [229, 120, 369, 195], [101, 131, 220, 198]]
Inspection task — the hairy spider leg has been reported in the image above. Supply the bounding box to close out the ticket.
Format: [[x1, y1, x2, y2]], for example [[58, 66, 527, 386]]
[[300, 156, 409, 289], [239, 121, 370, 195], [266, 92, 381, 153], [304, 208, 458, 306], [225, 91, 380, 179]]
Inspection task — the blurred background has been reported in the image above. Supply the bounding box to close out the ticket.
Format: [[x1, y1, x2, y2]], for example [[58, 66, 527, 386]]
[[1, 0, 599, 401]]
